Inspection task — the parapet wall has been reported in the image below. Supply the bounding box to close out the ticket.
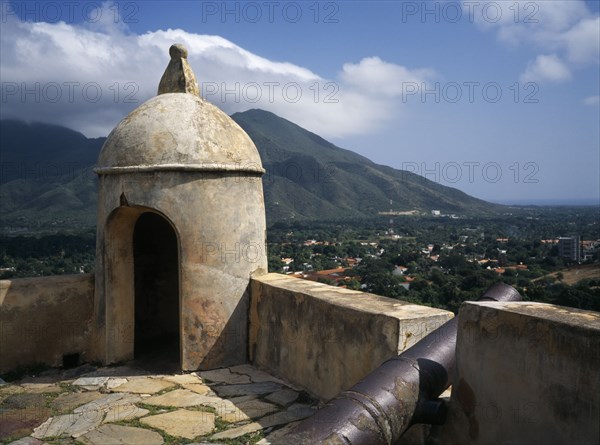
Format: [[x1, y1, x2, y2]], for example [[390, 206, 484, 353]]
[[249, 273, 453, 400], [438, 301, 600, 445], [0, 274, 94, 374]]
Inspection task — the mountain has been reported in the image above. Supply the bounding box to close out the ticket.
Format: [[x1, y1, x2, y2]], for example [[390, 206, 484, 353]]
[[0, 121, 103, 231], [231, 109, 501, 220], [0, 112, 501, 231]]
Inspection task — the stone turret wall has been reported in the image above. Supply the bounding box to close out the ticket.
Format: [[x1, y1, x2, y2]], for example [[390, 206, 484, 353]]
[[93, 170, 267, 370]]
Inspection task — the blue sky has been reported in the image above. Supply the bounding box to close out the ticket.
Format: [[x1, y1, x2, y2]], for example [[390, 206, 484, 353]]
[[1, 1, 599, 205]]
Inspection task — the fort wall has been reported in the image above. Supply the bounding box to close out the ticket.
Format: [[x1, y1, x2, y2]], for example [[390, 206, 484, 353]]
[[0, 274, 94, 373]]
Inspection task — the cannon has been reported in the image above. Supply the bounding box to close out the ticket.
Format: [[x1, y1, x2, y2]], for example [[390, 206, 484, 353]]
[[282, 282, 522, 445]]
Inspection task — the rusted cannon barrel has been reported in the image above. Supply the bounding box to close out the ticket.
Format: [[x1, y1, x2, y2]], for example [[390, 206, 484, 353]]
[[284, 282, 522, 445]]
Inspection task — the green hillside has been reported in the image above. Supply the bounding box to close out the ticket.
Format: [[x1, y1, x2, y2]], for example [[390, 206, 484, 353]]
[[0, 111, 502, 232], [232, 109, 502, 221]]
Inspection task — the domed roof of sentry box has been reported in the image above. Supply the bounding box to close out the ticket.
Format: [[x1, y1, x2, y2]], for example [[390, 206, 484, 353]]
[[95, 44, 264, 175]]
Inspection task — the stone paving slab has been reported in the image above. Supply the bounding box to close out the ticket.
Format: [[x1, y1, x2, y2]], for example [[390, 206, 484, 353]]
[[141, 409, 216, 439], [105, 378, 128, 390], [73, 393, 142, 415], [198, 368, 251, 384], [195, 394, 250, 419], [51, 391, 104, 414], [143, 388, 215, 407], [2, 392, 46, 410], [72, 377, 109, 391], [257, 421, 301, 444], [19, 383, 62, 394], [229, 365, 288, 385], [78, 424, 164, 445], [1, 363, 320, 444], [102, 403, 149, 423], [210, 403, 316, 440], [162, 373, 203, 385], [212, 381, 283, 397], [111, 377, 174, 394], [220, 398, 279, 423], [0, 406, 52, 441], [265, 388, 299, 406], [180, 382, 211, 394], [211, 422, 263, 440], [0, 384, 25, 397], [32, 412, 103, 438], [259, 404, 315, 429]]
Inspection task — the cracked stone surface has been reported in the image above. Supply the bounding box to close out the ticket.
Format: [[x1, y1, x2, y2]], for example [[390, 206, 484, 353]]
[[103, 403, 149, 423], [243, 403, 316, 432], [32, 412, 104, 438], [111, 377, 174, 394], [257, 421, 301, 444], [2, 393, 45, 410], [162, 373, 203, 385], [19, 383, 62, 394], [51, 391, 104, 414], [74, 393, 141, 414], [143, 388, 215, 407], [78, 424, 164, 445], [210, 403, 315, 440], [229, 365, 287, 385], [105, 378, 128, 390], [211, 422, 263, 440], [220, 398, 279, 423], [141, 409, 216, 439], [0, 406, 52, 440], [212, 381, 283, 397], [180, 382, 211, 394], [265, 388, 299, 406], [198, 368, 251, 384], [2, 363, 320, 444], [72, 377, 109, 390]]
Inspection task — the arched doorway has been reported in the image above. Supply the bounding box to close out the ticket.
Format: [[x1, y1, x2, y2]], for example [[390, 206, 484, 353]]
[[133, 212, 180, 366]]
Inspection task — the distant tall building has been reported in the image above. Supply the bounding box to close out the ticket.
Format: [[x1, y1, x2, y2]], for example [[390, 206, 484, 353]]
[[558, 236, 581, 262]]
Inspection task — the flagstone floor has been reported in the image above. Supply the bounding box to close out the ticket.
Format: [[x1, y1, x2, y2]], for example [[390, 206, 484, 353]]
[[0, 362, 319, 444]]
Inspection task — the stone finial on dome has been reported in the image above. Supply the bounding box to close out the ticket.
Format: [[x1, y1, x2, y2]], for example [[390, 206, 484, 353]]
[[157, 43, 200, 96]]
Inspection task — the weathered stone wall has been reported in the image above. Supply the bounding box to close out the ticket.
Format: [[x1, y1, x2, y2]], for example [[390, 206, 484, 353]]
[[93, 171, 267, 370], [437, 301, 600, 445], [249, 273, 453, 400], [0, 274, 94, 373]]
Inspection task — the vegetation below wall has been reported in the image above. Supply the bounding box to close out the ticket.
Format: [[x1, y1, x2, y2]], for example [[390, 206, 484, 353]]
[[0, 230, 95, 276], [1, 207, 598, 313]]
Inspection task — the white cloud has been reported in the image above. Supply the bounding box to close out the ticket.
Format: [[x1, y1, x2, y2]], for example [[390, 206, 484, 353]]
[[0, 4, 432, 139], [339, 57, 435, 97], [465, 1, 599, 80], [563, 16, 600, 65], [520, 54, 572, 83], [583, 95, 600, 106]]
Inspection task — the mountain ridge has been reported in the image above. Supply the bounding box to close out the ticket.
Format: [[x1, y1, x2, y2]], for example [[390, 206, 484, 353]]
[[0, 111, 502, 230], [231, 109, 501, 220]]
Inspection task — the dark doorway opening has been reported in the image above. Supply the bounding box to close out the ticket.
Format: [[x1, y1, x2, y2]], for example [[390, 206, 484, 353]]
[[133, 212, 180, 369]]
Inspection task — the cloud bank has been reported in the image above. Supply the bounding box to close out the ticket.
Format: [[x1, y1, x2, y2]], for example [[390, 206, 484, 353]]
[[0, 2, 434, 138], [465, 0, 599, 84]]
